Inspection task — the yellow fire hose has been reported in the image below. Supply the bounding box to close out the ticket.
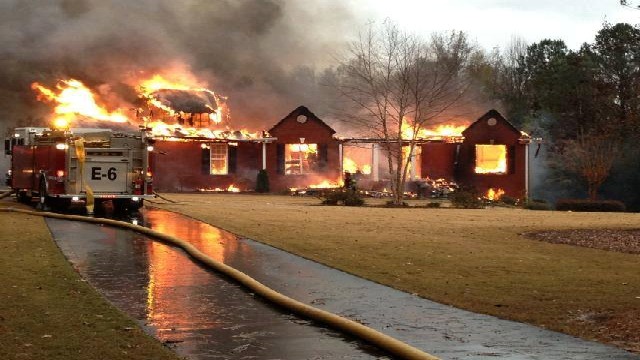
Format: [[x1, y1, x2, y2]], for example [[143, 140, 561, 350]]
[[0, 196, 439, 360], [0, 189, 15, 200], [74, 138, 95, 214]]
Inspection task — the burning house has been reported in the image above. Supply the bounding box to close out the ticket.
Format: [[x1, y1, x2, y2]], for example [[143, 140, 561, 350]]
[[144, 86, 274, 193], [420, 110, 531, 200], [27, 76, 532, 200], [265, 106, 341, 191]]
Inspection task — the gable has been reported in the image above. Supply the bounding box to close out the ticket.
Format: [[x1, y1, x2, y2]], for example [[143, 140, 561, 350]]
[[462, 109, 521, 138], [268, 106, 336, 136]]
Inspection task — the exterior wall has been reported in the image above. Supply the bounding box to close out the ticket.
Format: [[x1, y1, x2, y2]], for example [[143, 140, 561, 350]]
[[150, 108, 528, 197], [152, 141, 262, 192], [420, 142, 458, 180], [456, 111, 527, 199], [266, 106, 341, 191]]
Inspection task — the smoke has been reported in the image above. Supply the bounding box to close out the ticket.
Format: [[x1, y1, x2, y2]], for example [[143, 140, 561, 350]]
[[0, 0, 357, 131]]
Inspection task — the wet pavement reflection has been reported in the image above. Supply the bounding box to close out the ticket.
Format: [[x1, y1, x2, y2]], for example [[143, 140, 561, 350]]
[[46, 208, 640, 360], [48, 209, 385, 360]]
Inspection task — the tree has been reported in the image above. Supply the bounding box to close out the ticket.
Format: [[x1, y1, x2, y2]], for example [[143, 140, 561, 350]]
[[620, 0, 640, 9], [560, 131, 620, 200], [592, 22, 640, 138], [335, 21, 475, 205]]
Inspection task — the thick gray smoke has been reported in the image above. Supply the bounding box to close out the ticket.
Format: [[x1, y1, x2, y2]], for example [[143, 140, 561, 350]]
[[0, 0, 356, 131]]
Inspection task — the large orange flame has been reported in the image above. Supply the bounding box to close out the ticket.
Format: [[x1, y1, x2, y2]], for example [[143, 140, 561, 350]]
[[139, 74, 225, 124], [401, 120, 467, 140], [486, 188, 505, 201], [31, 74, 238, 138], [32, 79, 129, 129]]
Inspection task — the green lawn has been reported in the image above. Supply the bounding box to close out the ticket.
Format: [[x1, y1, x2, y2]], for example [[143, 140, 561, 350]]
[[150, 193, 640, 353], [0, 202, 182, 360]]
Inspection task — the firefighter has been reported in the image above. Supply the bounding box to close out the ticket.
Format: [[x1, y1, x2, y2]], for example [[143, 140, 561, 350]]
[[344, 171, 357, 192]]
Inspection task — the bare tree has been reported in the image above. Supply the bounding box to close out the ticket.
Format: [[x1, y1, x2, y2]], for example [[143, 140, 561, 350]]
[[561, 131, 620, 200], [335, 21, 475, 205], [621, 0, 640, 9]]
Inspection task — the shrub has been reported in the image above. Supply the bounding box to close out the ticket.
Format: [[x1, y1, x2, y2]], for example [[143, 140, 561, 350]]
[[555, 199, 626, 212], [385, 200, 409, 207], [255, 169, 270, 193], [426, 202, 441, 208], [499, 195, 518, 206], [524, 199, 552, 211], [450, 188, 484, 209], [320, 190, 365, 206]]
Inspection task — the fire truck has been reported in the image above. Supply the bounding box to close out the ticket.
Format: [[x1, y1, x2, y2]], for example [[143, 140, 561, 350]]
[[5, 127, 155, 213]]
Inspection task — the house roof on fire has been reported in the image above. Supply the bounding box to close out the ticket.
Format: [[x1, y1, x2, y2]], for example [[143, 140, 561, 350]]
[[151, 89, 218, 114], [462, 109, 526, 137], [268, 106, 336, 135]]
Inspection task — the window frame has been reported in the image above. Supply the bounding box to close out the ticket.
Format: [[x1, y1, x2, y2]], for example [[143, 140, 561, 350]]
[[474, 144, 508, 175], [284, 143, 319, 175], [209, 143, 229, 175]]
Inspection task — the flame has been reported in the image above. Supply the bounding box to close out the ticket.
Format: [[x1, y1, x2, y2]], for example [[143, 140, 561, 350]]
[[343, 157, 372, 175], [139, 74, 197, 92], [486, 188, 505, 201], [147, 121, 259, 140], [33, 73, 231, 133], [32, 79, 129, 128], [401, 120, 467, 140], [198, 184, 241, 193], [308, 180, 341, 189], [422, 124, 467, 137], [139, 74, 225, 124]]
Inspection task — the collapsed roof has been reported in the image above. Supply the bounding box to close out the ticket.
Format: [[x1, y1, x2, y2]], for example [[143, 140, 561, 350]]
[[150, 89, 218, 113]]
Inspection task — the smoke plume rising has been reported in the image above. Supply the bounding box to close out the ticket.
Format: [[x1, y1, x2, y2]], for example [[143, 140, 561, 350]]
[[0, 0, 356, 131]]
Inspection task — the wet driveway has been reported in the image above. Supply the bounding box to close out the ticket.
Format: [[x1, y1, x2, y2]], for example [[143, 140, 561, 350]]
[[47, 208, 639, 360]]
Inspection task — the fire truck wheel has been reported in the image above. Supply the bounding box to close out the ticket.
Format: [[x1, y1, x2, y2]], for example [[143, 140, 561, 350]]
[[37, 178, 51, 211], [17, 191, 32, 204]]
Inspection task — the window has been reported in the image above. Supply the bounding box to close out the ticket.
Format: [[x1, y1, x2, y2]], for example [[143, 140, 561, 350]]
[[475, 144, 507, 174], [210, 143, 228, 175], [285, 143, 318, 174]]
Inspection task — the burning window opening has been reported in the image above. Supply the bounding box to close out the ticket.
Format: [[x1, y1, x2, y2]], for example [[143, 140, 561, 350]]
[[343, 157, 372, 175], [285, 143, 319, 175], [342, 144, 374, 175], [475, 144, 507, 174], [209, 143, 229, 175]]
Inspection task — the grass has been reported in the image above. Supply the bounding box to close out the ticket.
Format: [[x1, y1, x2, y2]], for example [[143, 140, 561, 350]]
[[150, 193, 640, 353], [0, 201, 181, 360]]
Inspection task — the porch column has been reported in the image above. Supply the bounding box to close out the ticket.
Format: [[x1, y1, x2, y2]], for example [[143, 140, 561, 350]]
[[525, 143, 529, 201], [372, 143, 379, 181], [410, 147, 416, 180], [262, 142, 267, 170], [339, 142, 343, 176]]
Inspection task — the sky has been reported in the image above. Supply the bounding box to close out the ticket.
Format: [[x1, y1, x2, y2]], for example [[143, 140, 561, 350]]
[[355, 0, 640, 50]]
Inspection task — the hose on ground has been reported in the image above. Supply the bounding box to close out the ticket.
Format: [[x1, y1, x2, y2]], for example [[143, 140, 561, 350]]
[[0, 189, 15, 200], [0, 206, 439, 360], [152, 192, 177, 203]]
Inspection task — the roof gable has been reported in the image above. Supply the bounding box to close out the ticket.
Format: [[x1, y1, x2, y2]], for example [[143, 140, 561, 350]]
[[462, 109, 521, 136], [268, 106, 336, 135]]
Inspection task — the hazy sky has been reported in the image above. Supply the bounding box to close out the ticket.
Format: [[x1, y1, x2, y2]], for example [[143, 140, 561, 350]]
[[354, 0, 639, 50]]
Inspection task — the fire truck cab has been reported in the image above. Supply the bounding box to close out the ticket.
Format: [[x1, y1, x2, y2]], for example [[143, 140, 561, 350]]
[[6, 127, 155, 213]]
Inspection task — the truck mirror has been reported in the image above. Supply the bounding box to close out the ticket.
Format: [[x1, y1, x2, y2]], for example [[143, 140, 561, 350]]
[[4, 139, 11, 155]]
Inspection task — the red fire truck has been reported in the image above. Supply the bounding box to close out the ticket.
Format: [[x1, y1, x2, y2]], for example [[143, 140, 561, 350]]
[[5, 127, 155, 213]]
